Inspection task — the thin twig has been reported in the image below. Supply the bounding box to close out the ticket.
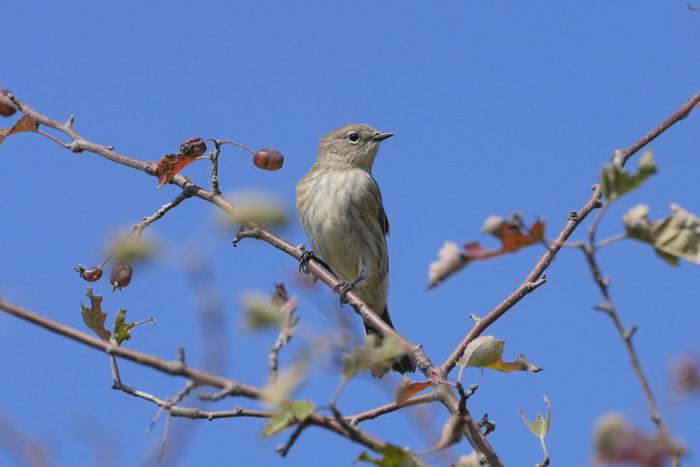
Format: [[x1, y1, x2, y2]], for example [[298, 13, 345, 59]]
[[208, 140, 222, 196], [346, 393, 439, 425], [579, 244, 682, 465], [0, 299, 397, 456], [276, 421, 309, 457], [595, 232, 627, 250]]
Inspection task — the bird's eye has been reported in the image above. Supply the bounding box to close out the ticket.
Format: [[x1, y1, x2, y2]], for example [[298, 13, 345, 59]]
[[347, 132, 360, 143]]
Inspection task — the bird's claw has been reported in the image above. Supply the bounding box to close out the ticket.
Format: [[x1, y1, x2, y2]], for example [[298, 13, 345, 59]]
[[333, 281, 355, 304], [298, 250, 315, 274]]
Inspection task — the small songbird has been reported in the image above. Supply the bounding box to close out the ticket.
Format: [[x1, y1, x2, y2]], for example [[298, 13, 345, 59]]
[[296, 123, 415, 377]]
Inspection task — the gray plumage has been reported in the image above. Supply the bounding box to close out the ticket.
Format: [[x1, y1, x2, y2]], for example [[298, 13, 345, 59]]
[[296, 123, 415, 377]]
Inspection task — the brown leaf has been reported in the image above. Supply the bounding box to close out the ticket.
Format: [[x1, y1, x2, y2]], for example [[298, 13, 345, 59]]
[[395, 377, 434, 405], [0, 114, 38, 145], [80, 288, 111, 342], [594, 413, 684, 466], [483, 214, 545, 253], [154, 152, 198, 188], [428, 213, 546, 288], [420, 414, 467, 455]]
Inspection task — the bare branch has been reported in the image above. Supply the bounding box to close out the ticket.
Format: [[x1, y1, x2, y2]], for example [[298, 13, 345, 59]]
[[579, 244, 683, 465], [0, 298, 404, 457]]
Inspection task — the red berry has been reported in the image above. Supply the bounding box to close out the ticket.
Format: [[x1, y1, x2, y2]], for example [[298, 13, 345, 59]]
[[76, 265, 104, 282], [110, 263, 133, 291], [253, 148, 284, 171]]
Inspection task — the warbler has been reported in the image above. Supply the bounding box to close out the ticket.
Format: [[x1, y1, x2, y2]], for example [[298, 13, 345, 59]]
[[296, 123, 415, 377]]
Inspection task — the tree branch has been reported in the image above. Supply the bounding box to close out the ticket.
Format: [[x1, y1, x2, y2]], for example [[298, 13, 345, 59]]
[[0, 91, 502, 464], [441, 90, 700, 375]]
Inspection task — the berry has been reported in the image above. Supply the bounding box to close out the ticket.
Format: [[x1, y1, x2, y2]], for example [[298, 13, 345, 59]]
[[76, 265, 104, 282], [110, 263, 133, 291], [253, 148, 284, 171], [0, 89, 17, 117]]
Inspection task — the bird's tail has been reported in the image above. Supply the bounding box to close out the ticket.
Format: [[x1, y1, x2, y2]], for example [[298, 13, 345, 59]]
[[364, 306, 416, 378]]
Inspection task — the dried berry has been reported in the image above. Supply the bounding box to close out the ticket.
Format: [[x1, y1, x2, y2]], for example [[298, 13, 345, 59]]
[[0, 89, 18, 117], [180, 137, 207, 158], [76, 265, 104, 282], [253, 148, 284, 171], [110, 263, 133, 291]]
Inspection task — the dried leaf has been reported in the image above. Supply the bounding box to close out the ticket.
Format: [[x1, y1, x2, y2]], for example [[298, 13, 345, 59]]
[[342, 334, 406, 381], [670, 354, 700, 396], [594, 412, 684, 466], [428, 214, 545, 288], [356, 445, 418, 467], [154, 152, 198, 188], [8, 114, 37, 134], [457, 335, 542, 373], [482, 214, 546, 253], [395, 377, 434, 405], [0, 114, 38, 145], [600, 151, 657, 204], [624, 203, 700, 266], [423, 414, 467, 453], [261, 400, 315, 437], [80, 288, 111, 342]]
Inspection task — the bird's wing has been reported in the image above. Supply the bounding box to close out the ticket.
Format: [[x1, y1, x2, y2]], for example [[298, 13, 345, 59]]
[[369, 176, 389, 237]]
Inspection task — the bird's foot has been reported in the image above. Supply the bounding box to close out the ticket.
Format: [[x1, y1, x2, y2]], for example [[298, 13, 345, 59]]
[[298, 248, 335, 275], [333, 267, 368, 304], [298, 249, 316, 274]]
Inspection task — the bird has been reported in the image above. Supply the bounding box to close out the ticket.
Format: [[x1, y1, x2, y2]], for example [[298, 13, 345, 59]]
[[296, 123, 415, 377]]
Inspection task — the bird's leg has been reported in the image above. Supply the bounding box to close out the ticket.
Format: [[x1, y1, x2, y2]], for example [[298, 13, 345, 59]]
[[334, 264, 368, 304], [298, 248, 334, 275]]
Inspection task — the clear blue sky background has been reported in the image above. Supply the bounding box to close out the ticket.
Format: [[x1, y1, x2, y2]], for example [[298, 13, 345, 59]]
[[1, 2, 699, 466]]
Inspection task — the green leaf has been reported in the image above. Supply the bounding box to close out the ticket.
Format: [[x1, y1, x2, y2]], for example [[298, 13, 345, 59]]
[[113, 309, 134, 345], [262, 362, 307, 406], [112, 309, 154, 345], [600, 151, 657, 203], [243, 292, 283, 329], [221, 191, 288, 228], [519, 395, 551, 440], [457, 335, 542, 373], [261, 400, 315, 437], [356, 445, 418, 467], [624, 203, 700, 266], [342, 334, 406, 380], [80, 288, 111, 342]]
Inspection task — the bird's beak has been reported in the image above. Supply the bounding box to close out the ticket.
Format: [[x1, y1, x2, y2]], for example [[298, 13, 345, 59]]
[[371, 132, 394, 142]]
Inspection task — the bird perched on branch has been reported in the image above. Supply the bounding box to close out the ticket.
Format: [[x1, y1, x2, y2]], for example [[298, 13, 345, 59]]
[[296, 123, 415, 377]]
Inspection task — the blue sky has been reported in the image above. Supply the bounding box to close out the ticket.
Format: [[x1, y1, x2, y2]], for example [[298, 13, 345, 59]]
[[1, 1, 699, 466]]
